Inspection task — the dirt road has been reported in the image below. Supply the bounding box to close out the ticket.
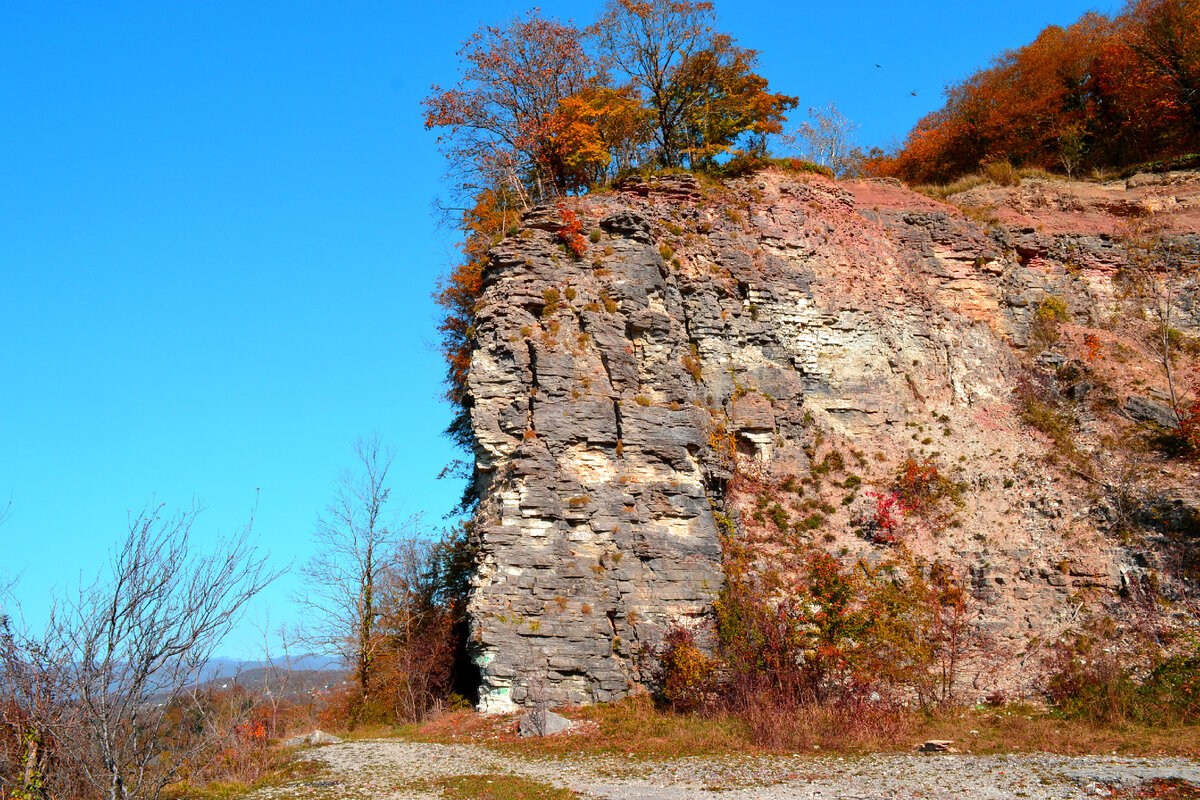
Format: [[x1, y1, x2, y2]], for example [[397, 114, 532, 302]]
[[246, 740, 1200, 799]]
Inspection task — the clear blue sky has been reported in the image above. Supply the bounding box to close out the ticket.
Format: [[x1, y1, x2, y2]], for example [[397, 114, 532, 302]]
[[1, 0, 1110, 655]]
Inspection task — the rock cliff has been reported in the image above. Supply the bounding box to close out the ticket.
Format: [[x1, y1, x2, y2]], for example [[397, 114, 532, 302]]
[[462, 169, 1200, 713]]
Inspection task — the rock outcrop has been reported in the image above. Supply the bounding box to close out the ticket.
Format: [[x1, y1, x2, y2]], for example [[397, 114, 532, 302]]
[[463, 170, 1200, 712]]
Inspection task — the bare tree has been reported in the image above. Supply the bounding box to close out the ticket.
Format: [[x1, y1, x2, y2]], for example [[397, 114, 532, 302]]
[[787, 102, 859, 177], [371, 535, 460, 722], [1118, 215, 1199, 418], [296, 435, 413, 703], [0, 502, 278, 800]]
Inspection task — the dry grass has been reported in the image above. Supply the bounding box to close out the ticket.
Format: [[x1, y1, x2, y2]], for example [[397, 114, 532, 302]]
[[915, 705, 1200, 756], [914, 163, 1059, 201], [403, 695, 755, 757], [162, 755, 330, 800], [331, 722, 404, 741], [916, 174, 989, 200], [400, 696, 1200, 759]]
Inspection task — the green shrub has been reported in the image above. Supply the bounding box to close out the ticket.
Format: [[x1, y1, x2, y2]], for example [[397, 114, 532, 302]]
[[657, 627, 718, 713]]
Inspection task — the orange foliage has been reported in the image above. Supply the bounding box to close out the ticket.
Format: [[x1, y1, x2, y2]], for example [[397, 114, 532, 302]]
[[549, 86, 653, 189], [433, 189, 516, 416], [422, 11, 598, 200], [675, 34, 798, 166], [886, 0, 1200, 183]]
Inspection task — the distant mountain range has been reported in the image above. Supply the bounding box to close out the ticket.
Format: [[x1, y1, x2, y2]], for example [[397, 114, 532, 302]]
[[152, 654, 348, 702], [200, 653, 345, 679]]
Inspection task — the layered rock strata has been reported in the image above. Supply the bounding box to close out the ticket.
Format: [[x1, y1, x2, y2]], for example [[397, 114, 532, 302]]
[[463, 171, 1200, 712]]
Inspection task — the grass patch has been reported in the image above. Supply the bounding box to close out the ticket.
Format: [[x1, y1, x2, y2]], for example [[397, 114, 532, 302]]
[[406, 774, 580, 799], [401, 696, 1200, 758], [915, 174, 988, 200], [914, 705, 1200, 756], [162, 755, 331, 800]]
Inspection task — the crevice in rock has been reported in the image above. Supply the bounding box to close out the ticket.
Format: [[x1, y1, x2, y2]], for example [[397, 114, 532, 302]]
[[613, 398, 623, 448], [527, 340, 539, 432], [598, 349, 616, 393]]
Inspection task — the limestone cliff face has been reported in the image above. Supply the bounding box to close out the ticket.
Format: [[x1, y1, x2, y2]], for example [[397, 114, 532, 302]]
[[463, 170, 1200, 713]]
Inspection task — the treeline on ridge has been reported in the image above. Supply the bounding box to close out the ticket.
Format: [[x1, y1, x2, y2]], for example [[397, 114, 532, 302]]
[[877, 0, 1200, 184]]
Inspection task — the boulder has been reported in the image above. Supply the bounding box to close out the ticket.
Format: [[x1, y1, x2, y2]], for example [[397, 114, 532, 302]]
[[599, 210, 653, 243], [1125, 396, 1179, 429], [518, 709, 576, 737], [283, 730, 343, 747]]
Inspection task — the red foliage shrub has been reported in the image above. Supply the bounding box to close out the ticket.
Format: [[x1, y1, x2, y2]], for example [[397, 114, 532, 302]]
[[1179, 385, 1200, 457], [556, 203, 588, 258], [865, 491, 907, 544]]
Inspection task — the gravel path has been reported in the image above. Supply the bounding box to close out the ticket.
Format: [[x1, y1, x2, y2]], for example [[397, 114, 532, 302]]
[[248, 740, 1200, 799]]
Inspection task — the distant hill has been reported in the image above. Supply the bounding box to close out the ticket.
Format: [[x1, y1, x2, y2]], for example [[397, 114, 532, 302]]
[[199, 653, 344, 680], [149, 654, 348, 703], [186, 666, 347, 699]]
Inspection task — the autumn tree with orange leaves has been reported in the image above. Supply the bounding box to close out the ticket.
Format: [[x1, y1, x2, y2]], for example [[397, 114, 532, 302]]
[[670, 33, 797, 167], [593, 0, 794, 169], [422, 11, 598, 205]]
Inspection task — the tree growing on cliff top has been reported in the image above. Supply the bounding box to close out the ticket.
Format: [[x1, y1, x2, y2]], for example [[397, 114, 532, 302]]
[[1126, 0, 1200, 136], [422, 11, 598, 205], [592, 0, 716, 167], [592, 0, 795, 168], [787, 102, 860, 177], [424, 1, 798, 205]]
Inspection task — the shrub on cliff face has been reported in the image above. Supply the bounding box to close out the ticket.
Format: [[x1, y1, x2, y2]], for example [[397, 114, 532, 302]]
[[1030, 295, 1071, 348], [894, 456, 960, 513], [861, 491, 907, 544], [660, 522, 978, 719], [1014, 369, 1078, 460], [1180, 385, 1200, 457]]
